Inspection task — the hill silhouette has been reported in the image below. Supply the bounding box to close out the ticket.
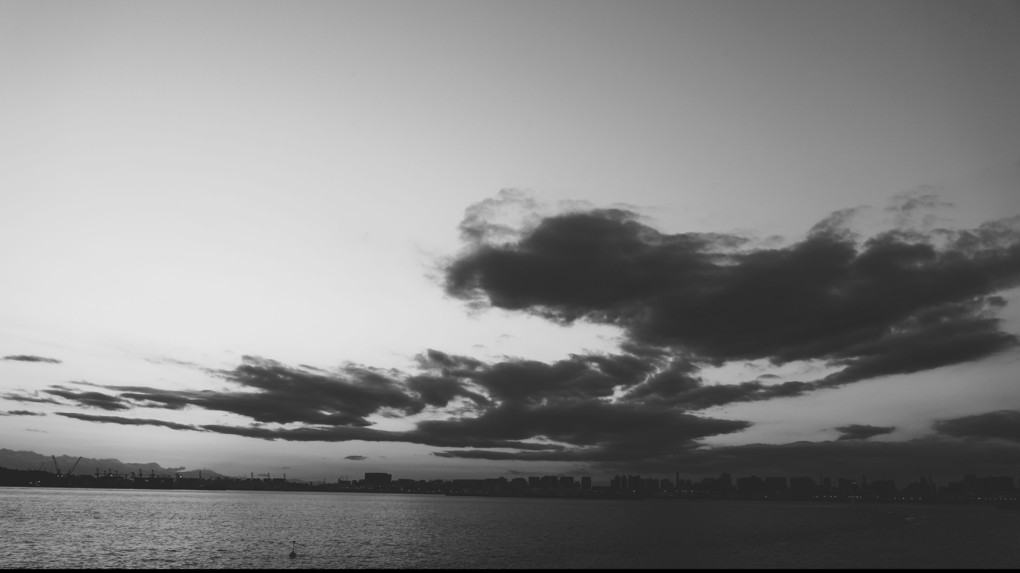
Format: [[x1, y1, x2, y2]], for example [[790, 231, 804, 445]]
[[0, 448, 230, 479]]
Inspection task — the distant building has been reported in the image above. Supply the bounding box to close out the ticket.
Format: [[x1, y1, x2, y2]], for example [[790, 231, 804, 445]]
[[763, 476, 788, 494], [789, 476, 816, 495], [364, 472, 392, 488], [737, 475, 763, 495]]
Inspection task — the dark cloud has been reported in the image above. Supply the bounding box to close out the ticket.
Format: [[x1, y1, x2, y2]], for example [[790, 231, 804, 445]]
[[405, 375, 490, 408], [446, 208, 731, 323], [43, 338, 1012, 472], [199, 422, 564, 450], [37, 348, 752, 457], [33, 187, 1020, 476], [411, 347, 801, 416], [414, 348, 486, 374], [412, 347, 814, 416], [632, 378, 820, 411], [404, 351, 491, 409], [2, 355, 61, 364], [835, 424, 896, 441], [35, 348, 1020, 481], [225, 356, 424, 422], [444, 200, 1020, 384], [56, 412, 199, 431], [470, 355, 636, 404], [4, 192, 1017, 483], [0, 410, 45, 416], [50, 405, 562, 450], [817, 298, 1017, 387], [934, 410, 1020, 444], [417, 399, 750, 461], [345, 455, 367, 461], [106, 356, 428, 427], [413, 347, 673, 411], [43, 386, 132, 411], [0, 392, 63, 405]]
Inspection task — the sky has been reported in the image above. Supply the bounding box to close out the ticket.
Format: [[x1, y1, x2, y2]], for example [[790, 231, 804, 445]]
[[2, 0, 1020, 484]]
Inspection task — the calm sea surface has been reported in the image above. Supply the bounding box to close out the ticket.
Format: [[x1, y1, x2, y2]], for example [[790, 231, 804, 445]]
[[1, 487, 1018, 569]]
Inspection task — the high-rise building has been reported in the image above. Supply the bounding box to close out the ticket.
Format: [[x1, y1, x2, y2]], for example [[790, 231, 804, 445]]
[[364, 472, 392, 487]]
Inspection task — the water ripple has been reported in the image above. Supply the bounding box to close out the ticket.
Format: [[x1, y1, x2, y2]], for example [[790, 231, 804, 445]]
[[1, 488, 1017, 568]]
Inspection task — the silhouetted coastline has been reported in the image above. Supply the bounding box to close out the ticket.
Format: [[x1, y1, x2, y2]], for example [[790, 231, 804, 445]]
[[2, 466, 1017, 508]]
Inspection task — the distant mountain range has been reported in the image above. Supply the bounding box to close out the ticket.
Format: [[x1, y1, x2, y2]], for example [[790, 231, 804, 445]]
[[0, 448, 231, 479]]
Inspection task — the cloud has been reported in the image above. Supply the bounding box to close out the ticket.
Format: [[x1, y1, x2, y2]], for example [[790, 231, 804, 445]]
[[670, 437, 1020, 479], [34, 334, 1011, 473], [411, 346, 799, 419], [35, 347, 752, 457], [345, 455, 367, 461], [23, 186, 1020, 478], [34, 349, 1020, 481], [885, 188, 955, 231], [144, 356, 205, 369], [420, 399, 750, 462], [444, 196, 1020, 385], [109, 356, 428, 426], [195, 422, 565, 450], [468, 354, 640, 404], [405, 374, 489, 409], [43, 385, 132, 411], [835, 424, 896, 441], [0, 410, 45, 416], [1, 392, 66, 405], [617, 356, 823, 410], [816, 298, 1017, 387], [52, 404, 561, 450], [56, 412, 199, 431], [436, 436, 1020, 480], [457, 187, 543, 245], [2, 355, 61, 364], [934, 410, 1020, 444]]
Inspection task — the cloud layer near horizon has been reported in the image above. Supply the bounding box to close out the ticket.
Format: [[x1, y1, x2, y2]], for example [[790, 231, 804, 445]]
[[4, 192, 1020, 477]]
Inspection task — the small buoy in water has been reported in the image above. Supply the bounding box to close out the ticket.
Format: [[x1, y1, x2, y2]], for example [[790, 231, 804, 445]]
[[289, 540, 297, 559]]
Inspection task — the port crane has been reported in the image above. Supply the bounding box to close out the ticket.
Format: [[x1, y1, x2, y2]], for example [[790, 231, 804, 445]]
[[50, 456, 82, 479]]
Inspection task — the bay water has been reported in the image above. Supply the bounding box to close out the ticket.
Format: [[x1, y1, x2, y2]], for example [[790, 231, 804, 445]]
[[2, 487, 1018, 568]]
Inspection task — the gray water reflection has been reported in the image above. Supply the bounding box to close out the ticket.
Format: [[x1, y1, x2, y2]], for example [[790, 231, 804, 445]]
[[2, 488, 1018, 568]]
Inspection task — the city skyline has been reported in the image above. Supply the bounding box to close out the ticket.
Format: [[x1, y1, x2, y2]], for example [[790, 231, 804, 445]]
[[2, 0, 1020, 484], [4, 447, 1020, 493], [6, 453, 1019, 509]]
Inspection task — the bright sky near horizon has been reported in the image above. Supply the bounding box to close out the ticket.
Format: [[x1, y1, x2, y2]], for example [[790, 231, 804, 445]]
[[2, 0, 1020, 483]]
